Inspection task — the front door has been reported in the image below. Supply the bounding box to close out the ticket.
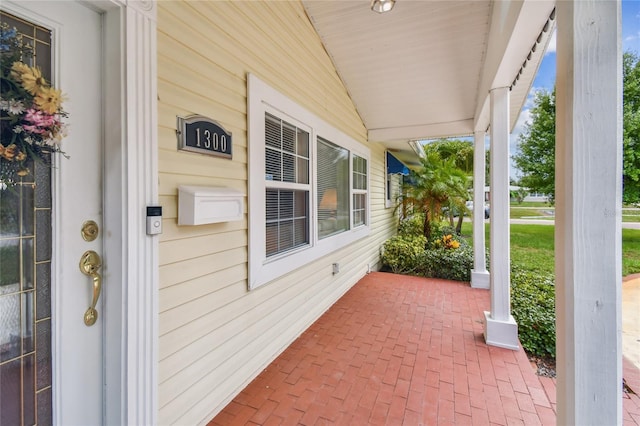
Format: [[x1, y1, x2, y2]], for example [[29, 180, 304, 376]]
[[1, 2, 106, 424]]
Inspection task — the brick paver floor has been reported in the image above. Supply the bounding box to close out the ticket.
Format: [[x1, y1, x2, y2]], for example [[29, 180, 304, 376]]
[[209, 272, 640, 425]]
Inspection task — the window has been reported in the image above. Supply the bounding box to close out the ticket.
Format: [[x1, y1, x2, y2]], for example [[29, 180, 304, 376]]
[[353, 155, 367, 226], [248, 74, 370, 289], [265, 114, 310, 257], [317, 138, 349, 239]]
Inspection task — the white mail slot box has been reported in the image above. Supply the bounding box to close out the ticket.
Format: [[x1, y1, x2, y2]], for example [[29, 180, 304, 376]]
[[178, 186, 244, 225]]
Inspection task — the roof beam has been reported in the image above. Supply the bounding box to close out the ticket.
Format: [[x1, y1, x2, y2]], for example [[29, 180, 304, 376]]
[[368, 118, 474, 143], [474, 0, 555, 132]]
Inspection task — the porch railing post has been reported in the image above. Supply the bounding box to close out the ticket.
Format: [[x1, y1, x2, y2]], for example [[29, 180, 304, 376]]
[[471, 130, 490, 289], [484, 86, 519, 350], [555, 1, 622, 423]]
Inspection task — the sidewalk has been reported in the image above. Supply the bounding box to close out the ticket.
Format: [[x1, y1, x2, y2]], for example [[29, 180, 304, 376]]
[[624, 274, 640, 371], [509, 218, 640, 229]]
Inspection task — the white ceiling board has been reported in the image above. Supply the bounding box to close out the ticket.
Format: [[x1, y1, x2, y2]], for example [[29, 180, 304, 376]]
[[302, 0, 555, 163]]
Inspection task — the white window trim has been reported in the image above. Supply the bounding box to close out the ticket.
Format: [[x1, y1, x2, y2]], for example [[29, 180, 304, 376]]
[[248, 74, 370, 290]]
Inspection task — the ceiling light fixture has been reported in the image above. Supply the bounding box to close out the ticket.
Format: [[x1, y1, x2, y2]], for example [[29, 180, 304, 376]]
[[371, 0, 395, 13]]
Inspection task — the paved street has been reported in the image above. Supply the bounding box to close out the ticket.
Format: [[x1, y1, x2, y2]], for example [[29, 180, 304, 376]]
[[475, 218, 640, 229]]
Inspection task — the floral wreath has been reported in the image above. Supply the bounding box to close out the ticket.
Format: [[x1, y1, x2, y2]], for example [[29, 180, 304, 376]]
[[0, 23, 67, 186]]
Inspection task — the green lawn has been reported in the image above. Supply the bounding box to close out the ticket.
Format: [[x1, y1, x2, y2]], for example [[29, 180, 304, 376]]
[[459, 222, 640, 277], [510, 207, 554, 220], [511, 201, 550, 208]]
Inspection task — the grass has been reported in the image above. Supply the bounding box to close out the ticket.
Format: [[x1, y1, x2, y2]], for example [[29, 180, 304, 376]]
[[510, 207, 554, 220], [510, 225, 556, 274], [459, 221, 640, 276], [510, 201, 551, 208], [623, 229, 640, 276]]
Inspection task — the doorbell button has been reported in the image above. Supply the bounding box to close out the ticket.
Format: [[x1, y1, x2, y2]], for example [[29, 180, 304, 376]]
[[146, 206, 163, 235]]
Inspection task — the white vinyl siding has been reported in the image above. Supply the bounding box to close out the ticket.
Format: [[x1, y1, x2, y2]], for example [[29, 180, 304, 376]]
[[157, 2, 397, 424]]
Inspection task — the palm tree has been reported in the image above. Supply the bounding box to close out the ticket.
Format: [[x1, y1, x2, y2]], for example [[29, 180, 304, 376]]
[[400, 152, 469, 240], [445, 181, 471, 235]]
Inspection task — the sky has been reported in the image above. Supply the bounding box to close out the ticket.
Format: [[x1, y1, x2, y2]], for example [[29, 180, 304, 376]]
[[510, 0, 640, 179]]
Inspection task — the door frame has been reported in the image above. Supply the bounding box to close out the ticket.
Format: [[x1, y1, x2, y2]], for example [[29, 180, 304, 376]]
[[1, 1, 159, 424]]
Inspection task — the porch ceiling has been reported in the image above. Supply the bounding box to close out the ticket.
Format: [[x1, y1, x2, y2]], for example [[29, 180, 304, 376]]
[[302, 0, 556, 167]]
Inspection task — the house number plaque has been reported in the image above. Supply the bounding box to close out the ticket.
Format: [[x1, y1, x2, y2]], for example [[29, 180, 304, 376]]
[[177, 115, 232, 159]]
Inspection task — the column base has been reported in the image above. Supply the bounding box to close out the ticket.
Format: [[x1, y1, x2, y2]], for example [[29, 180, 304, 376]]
[[471, 270, 490, 289], [484, 311, 519, 350]]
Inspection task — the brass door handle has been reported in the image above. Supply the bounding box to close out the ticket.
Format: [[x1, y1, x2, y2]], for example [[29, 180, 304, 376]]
[[79, 250, 102, 326]]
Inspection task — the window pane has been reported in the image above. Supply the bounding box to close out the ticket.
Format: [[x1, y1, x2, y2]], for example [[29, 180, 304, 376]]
[[280, 191, 293, 219], [294, 218, 307, 246], [297, 128, 309, 157], [265, 113, 281, 148], [264, 113, 309, 184], [265, 148, 281, 181], [282, 153, 295, 183], [317, 138, 349, 239], [266, 190, 279, 220], [282, 122, 296, 153], [265, 189, 309, 257], [353, 155, 367, 190], [279, 220, 294, 251], [297, 157, 309, 185], [353, 193, 366, 227], [266, 223, 279, 257], [294, 191, 307, 216]]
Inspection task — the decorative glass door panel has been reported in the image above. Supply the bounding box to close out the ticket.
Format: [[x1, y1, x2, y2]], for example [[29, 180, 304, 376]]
[[0, 11, 53, 425]]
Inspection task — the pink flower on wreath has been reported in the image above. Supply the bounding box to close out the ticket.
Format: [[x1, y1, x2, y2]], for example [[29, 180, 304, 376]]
[[23, 108, 59, 135]]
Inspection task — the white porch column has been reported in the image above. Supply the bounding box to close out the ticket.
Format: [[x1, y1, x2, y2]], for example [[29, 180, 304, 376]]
[[471, 130, 490, 289], [484, 87, 518, 350], [556, 1, 622, 424]]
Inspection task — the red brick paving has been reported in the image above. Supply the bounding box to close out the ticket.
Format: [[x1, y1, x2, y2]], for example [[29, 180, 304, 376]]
[[209, 272, 640, 425]]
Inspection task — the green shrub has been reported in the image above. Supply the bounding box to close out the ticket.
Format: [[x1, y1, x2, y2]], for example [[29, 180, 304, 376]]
[[397, 213, 425, 238], [386, 219, 473, 281], [415, 242, 474, 282], [428, 222, 459, 243], [510, 267, 556, 358], [381, 234, 427, 274]]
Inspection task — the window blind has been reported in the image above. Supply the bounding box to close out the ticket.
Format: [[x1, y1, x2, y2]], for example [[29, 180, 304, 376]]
[[317, 137, 349, 239], [265, 113, 310, 257]]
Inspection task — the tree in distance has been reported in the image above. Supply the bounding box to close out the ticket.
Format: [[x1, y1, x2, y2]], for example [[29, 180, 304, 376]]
[[513, 51, 640, 205], [512, 89, 556, 203]]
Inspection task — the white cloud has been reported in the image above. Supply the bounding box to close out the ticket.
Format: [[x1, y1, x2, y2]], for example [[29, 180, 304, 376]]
[[625, 31, 640, 43], [624, 32, 640, 53]]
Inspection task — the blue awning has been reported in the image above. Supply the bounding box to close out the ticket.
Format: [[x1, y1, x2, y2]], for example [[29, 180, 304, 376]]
[[387, 152, 409, 175]]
